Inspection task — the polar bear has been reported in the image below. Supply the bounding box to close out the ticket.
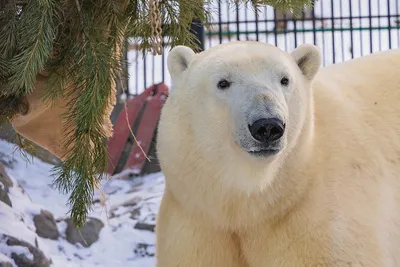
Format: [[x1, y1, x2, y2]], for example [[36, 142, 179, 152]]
[[155, 41, 400, 267]]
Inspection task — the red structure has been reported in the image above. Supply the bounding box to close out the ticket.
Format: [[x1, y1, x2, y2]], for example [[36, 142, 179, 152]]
[[107, 83, 169, 176]]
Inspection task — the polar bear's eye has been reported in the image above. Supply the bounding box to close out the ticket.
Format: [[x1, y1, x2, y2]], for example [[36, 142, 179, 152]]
[[280, 77, 289, 86], [217, 79, 231, 90]]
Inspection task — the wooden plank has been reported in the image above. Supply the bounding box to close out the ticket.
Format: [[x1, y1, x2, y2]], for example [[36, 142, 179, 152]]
[[123, 83, 169, 174], [106, 86, 154, 174]]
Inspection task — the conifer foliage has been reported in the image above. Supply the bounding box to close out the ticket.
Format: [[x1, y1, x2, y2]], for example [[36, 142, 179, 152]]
[[0, 0, 313, 226]]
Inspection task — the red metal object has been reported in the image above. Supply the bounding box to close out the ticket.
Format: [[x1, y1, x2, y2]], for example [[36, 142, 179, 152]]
[[123, 83, 168, 174], [106, 83, 169, 176]]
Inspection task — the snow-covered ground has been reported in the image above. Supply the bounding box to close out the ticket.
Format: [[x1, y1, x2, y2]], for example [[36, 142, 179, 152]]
[[0, 139, 162, 267]]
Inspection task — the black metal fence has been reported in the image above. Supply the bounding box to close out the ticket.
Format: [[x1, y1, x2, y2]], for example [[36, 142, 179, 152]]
[[126, 0, 400, 96]]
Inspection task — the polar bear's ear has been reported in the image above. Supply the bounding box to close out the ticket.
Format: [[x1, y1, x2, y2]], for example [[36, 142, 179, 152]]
[[291, 44, 321, 81], [167, 46, 195, 81]]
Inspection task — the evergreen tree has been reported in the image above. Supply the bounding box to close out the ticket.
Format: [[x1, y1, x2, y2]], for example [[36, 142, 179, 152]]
[[0, 0, 313, 227]]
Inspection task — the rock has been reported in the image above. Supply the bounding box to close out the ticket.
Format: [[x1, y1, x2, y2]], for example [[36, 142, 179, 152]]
[[133, 243, 155, 257], [65, 217, 104, 248], [4, 235, 52, 267], [33, 210, 59, 240], [0, 187, 11, 207], [0, 164, 13, 191], [0, 151, 17, 169], [0, 261, 13, 267], [134, 222, 155, 232], [121, 196, 141, 207], [130, 208, 141, 220]]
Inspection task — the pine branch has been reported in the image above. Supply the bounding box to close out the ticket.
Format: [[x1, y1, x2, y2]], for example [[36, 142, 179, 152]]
[[0, 0, 20, 59], [7, 0, 56, 96], [48, 0, 126, 226]]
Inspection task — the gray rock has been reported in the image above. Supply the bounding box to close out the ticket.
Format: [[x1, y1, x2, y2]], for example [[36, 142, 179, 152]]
[[133, 243, 155, 257], [0, 187, 11, 207], [0, 163, 13, 191], [4, 235, 52, 267], [134, 222, 155, 232], [65, 217, 104, 248], [130, 208, 141, 220], [33, 210, 59, 240], [121, 196, 141, 207], [0, 151, 16, 169]]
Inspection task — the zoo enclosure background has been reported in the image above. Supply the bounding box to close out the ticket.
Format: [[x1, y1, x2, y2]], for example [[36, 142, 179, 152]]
[[124, 0, 400, 96]]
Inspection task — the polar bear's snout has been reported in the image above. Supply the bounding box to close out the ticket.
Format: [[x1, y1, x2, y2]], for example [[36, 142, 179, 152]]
[[243, 116, 286, 157], [248, 118, 285, 144], [233, 87, 288, 158]]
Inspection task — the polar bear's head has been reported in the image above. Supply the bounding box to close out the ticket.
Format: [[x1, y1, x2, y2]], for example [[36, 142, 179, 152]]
[[159, 41, 320, 183]]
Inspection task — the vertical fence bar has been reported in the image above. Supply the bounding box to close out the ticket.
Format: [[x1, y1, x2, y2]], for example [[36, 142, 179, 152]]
[[273, 8, 278, 46], [387, 0, 392, 49], [349, 0, 354, 58], [263, 7, 267, 43], [218, 0, 223, 44], [397, 0, 400, 46], [255, 6, 260, 41], [236, 2, 240, 41], [368, 0, 373, 53], [191, 18, 205, 51], [331, 0, 336, 64], [122, 38, 129, 96], [244, 3, 249, 40], [293, 11, 298, 48]]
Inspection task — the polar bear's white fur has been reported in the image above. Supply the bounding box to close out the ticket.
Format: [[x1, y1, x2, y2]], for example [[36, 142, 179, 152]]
[[155, 41, 400, 267]]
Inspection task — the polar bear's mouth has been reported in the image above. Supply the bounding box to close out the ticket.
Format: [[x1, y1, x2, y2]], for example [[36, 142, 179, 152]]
[[247, 148, 280, 157]]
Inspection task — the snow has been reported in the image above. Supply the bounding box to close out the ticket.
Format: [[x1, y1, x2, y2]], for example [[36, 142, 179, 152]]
[[0, 240, 34, 261], [0, 139, 163, 267], [0, 201, 37, 246], [0, 239, 32, 267]]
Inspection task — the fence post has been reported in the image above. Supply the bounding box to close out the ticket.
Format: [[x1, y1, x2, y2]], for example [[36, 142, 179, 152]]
[[190, 18, 205, 52]]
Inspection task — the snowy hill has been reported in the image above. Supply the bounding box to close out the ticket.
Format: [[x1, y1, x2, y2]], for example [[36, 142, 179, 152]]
[[0, 139, 162, 267]]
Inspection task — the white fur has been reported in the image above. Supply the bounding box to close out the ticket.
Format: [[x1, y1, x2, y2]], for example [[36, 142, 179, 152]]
[[155, 41, 400, 267]]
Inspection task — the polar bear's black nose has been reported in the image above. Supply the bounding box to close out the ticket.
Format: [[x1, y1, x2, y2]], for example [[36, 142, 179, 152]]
[[248, 118, 285, 143]]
